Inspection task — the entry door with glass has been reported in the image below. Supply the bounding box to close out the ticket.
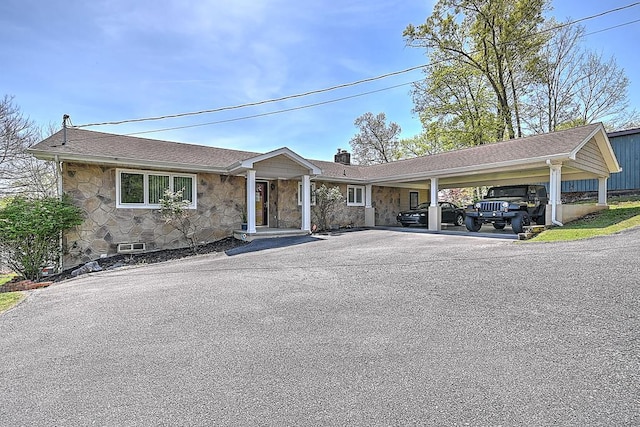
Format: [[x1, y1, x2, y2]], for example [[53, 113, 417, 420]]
[[255, 182, 268, 226]]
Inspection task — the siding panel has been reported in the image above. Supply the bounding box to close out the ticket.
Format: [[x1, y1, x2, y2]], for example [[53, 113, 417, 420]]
[[563, 131, 640, 192]]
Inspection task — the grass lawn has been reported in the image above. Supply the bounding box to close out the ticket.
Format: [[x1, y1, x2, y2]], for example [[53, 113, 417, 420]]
[[0, 274, 24, 314], [0, 292, 24, 313], [531, 196, 640, 242]]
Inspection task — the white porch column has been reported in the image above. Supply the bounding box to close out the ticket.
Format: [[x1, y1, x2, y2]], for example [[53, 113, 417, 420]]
[[364, 184, 375, 227], [548, 163, 563, 225], [597, 177, 608, 206], [246, 170, 257, 233], [301, 174, 311, 232], [428, 177, 441, 231]]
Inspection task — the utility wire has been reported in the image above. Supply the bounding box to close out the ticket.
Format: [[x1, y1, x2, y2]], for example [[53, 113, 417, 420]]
[[73, 1, 640, 131], [74, 65, 425, 128], [125, 82, 415, 136]]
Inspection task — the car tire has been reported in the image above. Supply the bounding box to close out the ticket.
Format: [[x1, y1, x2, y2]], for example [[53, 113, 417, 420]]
[[493, 223, 506, 230], [511, 212, 530, 234], [454, 214, 464, 226], [465, 216, 482, 232]]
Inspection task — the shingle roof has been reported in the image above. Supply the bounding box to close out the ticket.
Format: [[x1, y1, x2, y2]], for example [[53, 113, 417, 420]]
[[29, 128, 261, 170], [362, 123, 604, 180], [29, 123, 613, 182]]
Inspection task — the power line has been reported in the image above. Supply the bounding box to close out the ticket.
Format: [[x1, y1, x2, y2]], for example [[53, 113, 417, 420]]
[[125, 82, 415, 136], [73, 1, 640, 131], [74, 65, 426, 128]]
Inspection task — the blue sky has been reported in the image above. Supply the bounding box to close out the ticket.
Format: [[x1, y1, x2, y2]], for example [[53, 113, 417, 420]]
[[2, 0, 639, 161]]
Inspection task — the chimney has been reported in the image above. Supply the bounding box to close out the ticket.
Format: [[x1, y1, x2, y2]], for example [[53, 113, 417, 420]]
[[334, 148, 351, 165]]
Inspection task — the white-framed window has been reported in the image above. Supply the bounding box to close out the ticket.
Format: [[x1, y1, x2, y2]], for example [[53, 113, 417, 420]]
[[298, 182, 317, 206], [347, 185, 365, 206], [116, 169, 197, 209]]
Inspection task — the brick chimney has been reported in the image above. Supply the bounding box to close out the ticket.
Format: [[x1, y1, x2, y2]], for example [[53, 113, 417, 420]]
[[334, 148, 351, 165]]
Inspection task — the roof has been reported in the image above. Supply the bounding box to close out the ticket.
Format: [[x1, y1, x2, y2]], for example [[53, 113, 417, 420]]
[[607, 126, 640, 138], [28, 123, 619, 187]]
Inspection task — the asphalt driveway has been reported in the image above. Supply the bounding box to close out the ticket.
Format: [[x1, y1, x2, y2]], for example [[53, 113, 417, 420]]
[[1, 228, 638, 426]]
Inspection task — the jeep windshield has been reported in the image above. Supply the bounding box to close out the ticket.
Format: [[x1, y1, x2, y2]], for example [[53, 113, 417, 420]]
[[485, 187, 527, 198]]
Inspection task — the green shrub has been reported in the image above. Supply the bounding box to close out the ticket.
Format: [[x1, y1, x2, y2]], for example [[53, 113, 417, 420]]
[[0, 195, 83, 281], [312, 185, 344, 231], [158, 188, 198, 253]]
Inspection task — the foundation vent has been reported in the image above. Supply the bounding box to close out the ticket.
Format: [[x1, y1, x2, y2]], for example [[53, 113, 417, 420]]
[[117, 242, 146, 253]]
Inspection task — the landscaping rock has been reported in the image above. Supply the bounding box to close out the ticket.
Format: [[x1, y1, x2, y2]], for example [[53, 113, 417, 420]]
[[71, 261, 102, 277]]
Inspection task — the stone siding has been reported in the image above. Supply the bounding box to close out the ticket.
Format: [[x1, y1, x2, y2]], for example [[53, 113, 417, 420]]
[[62, 163, 245, 268], [310, 182, 401, 228]]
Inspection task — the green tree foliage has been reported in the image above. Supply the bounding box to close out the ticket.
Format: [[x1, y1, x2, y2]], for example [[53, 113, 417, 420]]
[[349, 112, 402, 165], [0, 196, 83, 281], [312, 184, 343, 231], [404, 1, 636, 152], [405, 0, 549, 143], [158, 188, 198, 253]]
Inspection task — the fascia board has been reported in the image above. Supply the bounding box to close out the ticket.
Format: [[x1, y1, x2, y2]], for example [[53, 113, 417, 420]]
[[229, 147, 323, 175], [28, 151, 229, 174], [569, 124, 621, 173], [364, 154, 572, 184]]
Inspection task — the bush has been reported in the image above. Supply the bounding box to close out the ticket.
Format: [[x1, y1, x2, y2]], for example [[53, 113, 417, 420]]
[[312, 184, 343, 231], [158, 188, 198, 253], [0, 195, 83, 281]]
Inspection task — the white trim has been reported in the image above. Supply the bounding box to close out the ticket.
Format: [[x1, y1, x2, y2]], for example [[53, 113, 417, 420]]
[[229, 147, 322, 176], [247, 170, 257, 233], [116, 168, 197, 209], [347, 185, 365, 206], [298, 182, 317, 205], [301, 175, 311, 232]]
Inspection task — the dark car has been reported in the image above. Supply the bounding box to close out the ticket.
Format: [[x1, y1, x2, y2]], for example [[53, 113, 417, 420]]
[[396, 201, 465, 227]]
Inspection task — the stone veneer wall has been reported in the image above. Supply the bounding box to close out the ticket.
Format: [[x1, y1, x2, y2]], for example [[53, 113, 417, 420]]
[[306, 182, 401, 228], [62, 163, 245, 268]]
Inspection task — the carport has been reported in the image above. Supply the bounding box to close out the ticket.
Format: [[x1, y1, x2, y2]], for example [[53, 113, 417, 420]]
[[364, 123, 621, 231]]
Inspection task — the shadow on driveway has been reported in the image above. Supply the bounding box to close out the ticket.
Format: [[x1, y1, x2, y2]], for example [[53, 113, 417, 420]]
[[225, 235, 322, 256]]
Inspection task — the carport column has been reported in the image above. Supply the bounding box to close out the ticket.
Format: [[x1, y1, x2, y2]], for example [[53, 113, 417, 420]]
[[364, 184, 375, 227], [548, 163, 563, 225], [246, 170, 257, 233], [597, 177, 608, 206], [301, 174, 311, 232], [428, 177, 441, 231]]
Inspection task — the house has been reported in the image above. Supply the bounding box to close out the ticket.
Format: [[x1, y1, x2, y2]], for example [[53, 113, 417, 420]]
[[28, 123, 620, 269]]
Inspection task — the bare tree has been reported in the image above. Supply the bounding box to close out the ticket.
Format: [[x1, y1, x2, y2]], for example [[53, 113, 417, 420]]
[[523, 21, 636, 133], [575, 52, 632, 129], [0, 95, 57, 198], [349, 112, 402, 165]]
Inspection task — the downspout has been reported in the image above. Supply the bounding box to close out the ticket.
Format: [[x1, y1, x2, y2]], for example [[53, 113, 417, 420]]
[[546, 159, 563, 227], [551, 202, 563, 227], [55, 155, 64, 271]]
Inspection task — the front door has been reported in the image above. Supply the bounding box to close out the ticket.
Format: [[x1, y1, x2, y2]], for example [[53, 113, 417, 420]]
[[255, 182, 268, 226]]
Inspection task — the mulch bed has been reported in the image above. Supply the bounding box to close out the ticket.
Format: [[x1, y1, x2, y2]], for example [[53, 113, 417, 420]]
[[3, 237, 249, 287]]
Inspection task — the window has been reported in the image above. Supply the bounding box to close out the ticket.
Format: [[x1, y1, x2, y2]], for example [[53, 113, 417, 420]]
[[298, 182, 317, 205], [347, 185, 364, 206], [116, 169, 197, 209]]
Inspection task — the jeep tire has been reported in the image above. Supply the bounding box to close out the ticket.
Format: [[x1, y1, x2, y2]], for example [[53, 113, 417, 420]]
[[511, 212, 530, 234], [465, 216, 482, 232]]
